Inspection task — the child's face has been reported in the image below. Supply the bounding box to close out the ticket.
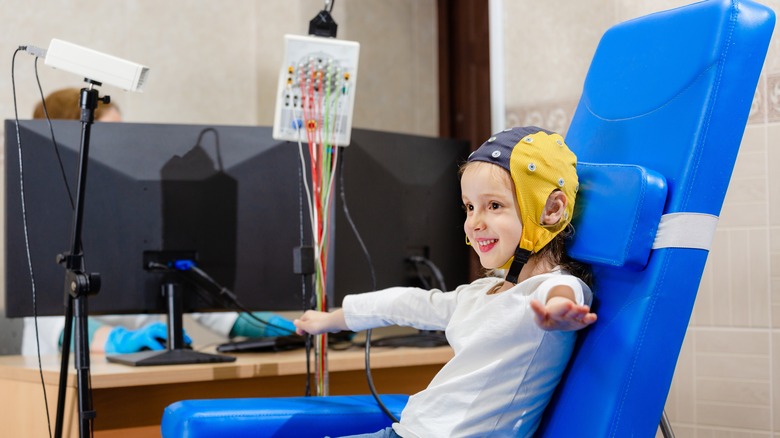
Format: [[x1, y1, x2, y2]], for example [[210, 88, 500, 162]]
[[461, 162, 523, 269]]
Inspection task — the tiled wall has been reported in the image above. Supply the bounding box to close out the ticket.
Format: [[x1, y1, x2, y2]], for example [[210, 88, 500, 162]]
[[503, 0, 779, 436]]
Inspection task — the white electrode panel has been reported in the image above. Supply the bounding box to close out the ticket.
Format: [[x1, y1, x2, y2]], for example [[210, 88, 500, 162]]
[[272, 34, 360, 146]]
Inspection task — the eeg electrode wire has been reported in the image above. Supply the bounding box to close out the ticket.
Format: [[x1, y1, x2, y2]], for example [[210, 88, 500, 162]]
[[292, 47, 398, 419], [294, 55, 345, 396], [298, 158, 313, 396]]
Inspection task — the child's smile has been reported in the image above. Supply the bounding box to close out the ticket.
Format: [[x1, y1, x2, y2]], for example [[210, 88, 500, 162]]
[[476, 238, 498, 253]]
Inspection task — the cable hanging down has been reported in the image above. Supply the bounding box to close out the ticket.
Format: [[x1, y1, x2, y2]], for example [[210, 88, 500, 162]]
[[293, 47, 346, 397], [12, 46, 54, 438]]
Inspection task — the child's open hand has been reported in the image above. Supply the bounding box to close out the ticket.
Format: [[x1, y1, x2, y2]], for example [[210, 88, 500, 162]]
[[293, 309, 347, 336], [530, 296, 597, 332]]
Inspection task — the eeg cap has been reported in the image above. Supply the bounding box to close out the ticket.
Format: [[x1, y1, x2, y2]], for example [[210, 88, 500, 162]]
[[467, 126, 579, 281]]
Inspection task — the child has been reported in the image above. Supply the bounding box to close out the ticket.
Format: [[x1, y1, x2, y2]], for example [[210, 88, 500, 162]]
[[294, 126, 597, 438]]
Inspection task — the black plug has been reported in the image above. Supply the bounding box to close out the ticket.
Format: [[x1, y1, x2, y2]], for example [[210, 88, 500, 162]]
[[293, 246, 316, 275], [309, 9, 338, 38]]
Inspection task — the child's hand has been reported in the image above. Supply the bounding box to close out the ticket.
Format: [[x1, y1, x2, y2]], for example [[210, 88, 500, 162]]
[[293, 309, 348, 335], [530, 296, 597, 332]]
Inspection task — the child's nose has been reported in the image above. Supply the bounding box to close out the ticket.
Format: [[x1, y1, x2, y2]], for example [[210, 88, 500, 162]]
[[465, 211, 485, 231]]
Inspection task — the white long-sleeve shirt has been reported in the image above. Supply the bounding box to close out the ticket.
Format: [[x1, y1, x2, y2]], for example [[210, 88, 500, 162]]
[[343, 270, 592, 438]]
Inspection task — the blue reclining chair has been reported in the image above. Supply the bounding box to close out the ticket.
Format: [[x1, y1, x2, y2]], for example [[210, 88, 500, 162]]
[[161, 0, 775, 436]]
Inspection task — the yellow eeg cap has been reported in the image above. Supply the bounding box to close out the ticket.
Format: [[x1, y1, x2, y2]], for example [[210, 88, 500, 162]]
[[467, 126, 579, 257]]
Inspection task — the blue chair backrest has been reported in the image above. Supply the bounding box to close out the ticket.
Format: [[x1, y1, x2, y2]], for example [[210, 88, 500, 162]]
[[537, 1, 775, 436]]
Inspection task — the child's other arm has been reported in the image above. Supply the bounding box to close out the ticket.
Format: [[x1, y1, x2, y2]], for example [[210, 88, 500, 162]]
[[530, 285, 597, 332], [294, 309, 348, 335]]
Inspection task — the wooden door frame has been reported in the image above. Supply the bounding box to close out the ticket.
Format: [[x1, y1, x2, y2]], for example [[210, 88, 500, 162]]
[[437, 0, 491, 280]]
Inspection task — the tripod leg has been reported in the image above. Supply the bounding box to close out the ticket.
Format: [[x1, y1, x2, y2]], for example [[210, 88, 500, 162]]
[[73, 295, 95, 436], [54, 298, 73, 438]]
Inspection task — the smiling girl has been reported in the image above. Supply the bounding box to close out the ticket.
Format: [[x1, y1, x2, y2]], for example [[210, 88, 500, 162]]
[[295, 126, 597, 438]]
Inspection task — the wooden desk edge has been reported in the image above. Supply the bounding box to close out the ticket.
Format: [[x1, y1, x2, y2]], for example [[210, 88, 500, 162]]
[[0, 346, 454, 388]]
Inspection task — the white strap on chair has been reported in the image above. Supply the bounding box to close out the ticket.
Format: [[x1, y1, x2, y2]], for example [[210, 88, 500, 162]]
[[652, 212, 719, 250]]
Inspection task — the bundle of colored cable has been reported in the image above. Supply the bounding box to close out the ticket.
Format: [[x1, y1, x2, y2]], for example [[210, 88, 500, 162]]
[[295, 55, 348, 395]]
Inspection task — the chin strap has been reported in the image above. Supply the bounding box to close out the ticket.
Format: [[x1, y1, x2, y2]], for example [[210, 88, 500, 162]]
[[505, 246, 531, 284]]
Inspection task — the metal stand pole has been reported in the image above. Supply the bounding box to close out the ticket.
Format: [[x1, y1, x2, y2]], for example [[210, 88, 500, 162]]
[[315, 332, 329, 395], [659, 409, 676, 438], [53, 84, 105, 438]]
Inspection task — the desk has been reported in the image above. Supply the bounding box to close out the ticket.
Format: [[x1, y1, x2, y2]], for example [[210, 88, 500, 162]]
[[0, 346, 453, 437]]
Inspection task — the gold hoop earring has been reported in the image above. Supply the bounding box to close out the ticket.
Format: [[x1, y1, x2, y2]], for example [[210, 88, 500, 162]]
[[465, 235, 472, 246]]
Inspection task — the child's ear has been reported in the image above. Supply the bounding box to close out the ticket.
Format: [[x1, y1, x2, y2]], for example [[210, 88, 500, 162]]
[[540, 191, 567, 225]]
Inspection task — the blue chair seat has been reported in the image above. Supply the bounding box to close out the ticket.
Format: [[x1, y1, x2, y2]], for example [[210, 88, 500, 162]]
[[162, 394, 408, 438]]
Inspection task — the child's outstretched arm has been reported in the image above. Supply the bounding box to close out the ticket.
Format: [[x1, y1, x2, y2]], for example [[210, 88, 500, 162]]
[[530, 285, 597, 332], [294, 309, 348, 335]]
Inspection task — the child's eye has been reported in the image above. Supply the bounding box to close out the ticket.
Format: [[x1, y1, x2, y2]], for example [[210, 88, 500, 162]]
[[489, 202, 501, 210], [462, 203, 473, 212]]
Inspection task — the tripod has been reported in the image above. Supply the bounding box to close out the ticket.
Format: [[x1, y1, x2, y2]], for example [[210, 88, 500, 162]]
[[53, 83, 105, 438]]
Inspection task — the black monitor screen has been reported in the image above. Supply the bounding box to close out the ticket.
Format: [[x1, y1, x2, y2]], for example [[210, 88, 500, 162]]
[[4, 120, 469, 318], [333, 130, 470, 303]]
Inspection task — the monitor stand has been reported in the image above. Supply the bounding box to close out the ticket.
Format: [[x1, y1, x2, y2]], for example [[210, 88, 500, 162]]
[[107, 282, 235, 366]]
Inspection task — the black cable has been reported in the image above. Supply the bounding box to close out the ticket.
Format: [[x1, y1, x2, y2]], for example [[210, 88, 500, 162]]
[[337, 149, 399, 423], [408, 256, 447, 291], [298, 156, 312, 397], [190, 265, 298, 335], [33, 58, 75, 209], [406, 258, 433, 289], [145, 261, 298, 336], [366, 257, 449, 348], [12, 46, 53, 438]]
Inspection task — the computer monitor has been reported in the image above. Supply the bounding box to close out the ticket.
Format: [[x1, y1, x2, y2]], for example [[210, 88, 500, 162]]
[[332, 130, 470, 303], [5, 120, 309, 319], [4, 120, 470, 349]]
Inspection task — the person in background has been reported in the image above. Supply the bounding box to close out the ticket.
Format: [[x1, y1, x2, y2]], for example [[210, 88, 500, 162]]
[[33, 86, 122, 122], [21, 88, 296, 356], [22, 312, 297, 356], [295, 126, 597, 438]]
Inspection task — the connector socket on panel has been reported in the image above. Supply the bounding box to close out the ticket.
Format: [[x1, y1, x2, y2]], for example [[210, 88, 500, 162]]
[[45, 39, 149, 92]]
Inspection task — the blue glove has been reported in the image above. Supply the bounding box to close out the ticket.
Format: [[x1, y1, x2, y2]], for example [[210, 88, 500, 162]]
[[105, 322, 192, 354], [230, 312, 297, 338]]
